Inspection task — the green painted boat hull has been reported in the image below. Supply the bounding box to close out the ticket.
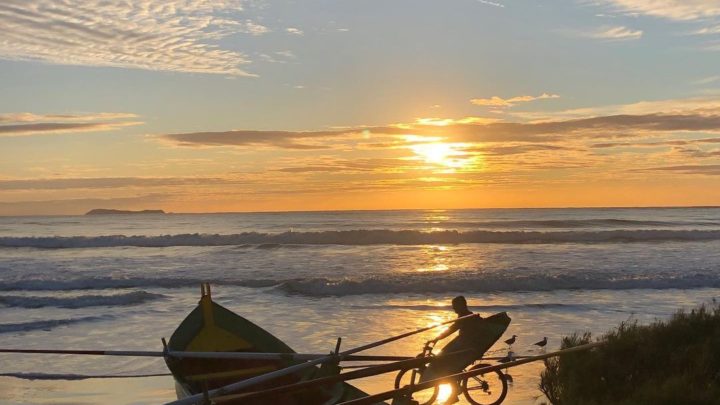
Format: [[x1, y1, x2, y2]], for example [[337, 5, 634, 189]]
[[165, 287, 377, 404]]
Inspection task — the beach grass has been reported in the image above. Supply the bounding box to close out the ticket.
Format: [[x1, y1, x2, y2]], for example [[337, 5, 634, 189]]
[[539, 301, 720, 405]]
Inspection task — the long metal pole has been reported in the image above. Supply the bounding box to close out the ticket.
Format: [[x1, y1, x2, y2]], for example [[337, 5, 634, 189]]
[[337, 341, 605, 405], [0, 348, 165, 357], [163, 313, 480, 405], [214, 348, 480, 403], [0, 348, 408, 362]]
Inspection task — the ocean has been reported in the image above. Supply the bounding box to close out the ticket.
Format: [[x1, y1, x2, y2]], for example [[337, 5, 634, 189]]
[[1, 207, 719, 404]]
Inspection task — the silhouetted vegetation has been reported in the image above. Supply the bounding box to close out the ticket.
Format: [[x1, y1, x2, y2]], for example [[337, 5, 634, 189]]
[[540, 302, 720, 405]]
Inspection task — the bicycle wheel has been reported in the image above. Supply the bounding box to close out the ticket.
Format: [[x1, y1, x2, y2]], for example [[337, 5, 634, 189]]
[[461, 363, 508, 405], [394, 368, 439, 405]]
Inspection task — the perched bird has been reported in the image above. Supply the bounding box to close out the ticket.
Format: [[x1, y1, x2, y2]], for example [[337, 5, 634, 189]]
[[534, 337, 548, 348], [504, 335, 517, 346]]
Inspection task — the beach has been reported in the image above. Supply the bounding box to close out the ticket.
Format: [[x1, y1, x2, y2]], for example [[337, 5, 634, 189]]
[[1, 208, 719, 404]]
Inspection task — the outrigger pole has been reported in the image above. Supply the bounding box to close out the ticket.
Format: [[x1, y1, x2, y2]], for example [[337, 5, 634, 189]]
[[0, 348, 408, 362], [0, 348, 164, 357], [212, 348, 479, 403], [163, 313, 481, 405], [337, 341, 605, 405]]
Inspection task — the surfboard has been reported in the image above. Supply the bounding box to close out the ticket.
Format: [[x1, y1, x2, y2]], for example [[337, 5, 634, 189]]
[[420, 312, 511, 382]]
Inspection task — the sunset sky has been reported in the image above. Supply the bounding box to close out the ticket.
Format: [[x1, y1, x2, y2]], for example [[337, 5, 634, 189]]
[[2, 0, 720, 215]]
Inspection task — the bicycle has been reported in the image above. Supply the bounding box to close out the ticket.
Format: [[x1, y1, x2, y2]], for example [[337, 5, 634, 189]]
[[393, 341, 508, 405]]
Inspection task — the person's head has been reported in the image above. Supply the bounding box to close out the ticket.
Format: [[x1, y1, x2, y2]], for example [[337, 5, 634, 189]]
[[451, 295, 469, 315]]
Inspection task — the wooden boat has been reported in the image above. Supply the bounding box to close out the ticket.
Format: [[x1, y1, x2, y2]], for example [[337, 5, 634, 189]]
[[164, 284, 374, 404]]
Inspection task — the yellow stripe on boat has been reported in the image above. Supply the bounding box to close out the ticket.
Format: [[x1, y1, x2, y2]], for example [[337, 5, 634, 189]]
[[186, 286, 252, 352]]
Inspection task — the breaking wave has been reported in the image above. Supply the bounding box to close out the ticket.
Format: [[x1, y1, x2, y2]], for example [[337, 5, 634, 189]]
[[0, 291, 165, 309], [0, 315, 112, 334], [276, 273, 720, 296], [0, 277, 279, 292], [350, 303, 591, 311], [4, 272, 720, 296], [427, 219, 720, 229], [3, 229, 720, 248]]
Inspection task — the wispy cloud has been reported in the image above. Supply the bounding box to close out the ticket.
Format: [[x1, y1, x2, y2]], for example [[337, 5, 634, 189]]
[[600, 0, 720, 21], [0, 112, 141, 137], [160, 129, 349, 149], [0, 176, 236, 190], [0, 112, 137, 123], [693, 25, 720, 35], [587, 26, 643, 41], [470, 93, 559, 107], [506, 96, 720, 121], [0, 0, 258, 76], [693, 75, 720, 85], [286, 27, 304, 35], [159, 112, 720, 148], [638, 164, 720, 175], [273, 158, 407, 173], [592, 137, 720, 148], [477, 0, 505, 8]]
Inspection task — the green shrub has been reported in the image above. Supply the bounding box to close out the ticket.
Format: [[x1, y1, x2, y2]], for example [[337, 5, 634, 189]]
[[539, 303, 720, 405]]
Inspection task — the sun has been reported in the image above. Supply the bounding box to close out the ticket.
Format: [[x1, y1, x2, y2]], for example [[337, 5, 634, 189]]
[[410, 142, 472, 169]]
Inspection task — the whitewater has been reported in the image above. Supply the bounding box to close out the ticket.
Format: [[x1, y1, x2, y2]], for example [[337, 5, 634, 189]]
[[1, 207, 719, 404]]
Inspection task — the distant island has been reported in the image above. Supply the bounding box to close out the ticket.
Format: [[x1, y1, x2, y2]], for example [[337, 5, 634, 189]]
[[85, 209, 166, 215]]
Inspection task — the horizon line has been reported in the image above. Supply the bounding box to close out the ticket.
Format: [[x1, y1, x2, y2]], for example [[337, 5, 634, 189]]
[[3, 204, 720, 217]]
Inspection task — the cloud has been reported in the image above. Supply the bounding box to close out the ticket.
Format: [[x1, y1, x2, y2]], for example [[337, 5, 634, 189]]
[[160, 129, 350, 149], [273, 158, 406, 173], [405, 114, 720, 144], [241, 20, 270, 36], [470, 93, 559, 107], [693, 75, 720, 85], [673, 147, 720, 158], [600, 0, 720, 21], [0, 177, 237, 190], [0, 112, 137, 123], [591, 137, 720, 148], [0, 111, 141, 137], [478, 0, 505, 7], [638, 164, 720, 175], [506, 96, 720, 121], [462, 144, 576, 156], [0, 0, 258, 76], [286, 27, 304, 35], [159, 113, 720, 149], [694, 25, 720, 35], [587, 26, 643, 41]]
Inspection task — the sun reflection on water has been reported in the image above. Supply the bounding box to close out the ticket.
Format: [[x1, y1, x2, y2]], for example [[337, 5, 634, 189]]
[[416, 245, 451, 272]]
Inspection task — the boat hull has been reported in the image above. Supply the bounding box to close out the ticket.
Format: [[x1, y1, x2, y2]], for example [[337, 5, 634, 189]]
[[165, 285, 375, 404]]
